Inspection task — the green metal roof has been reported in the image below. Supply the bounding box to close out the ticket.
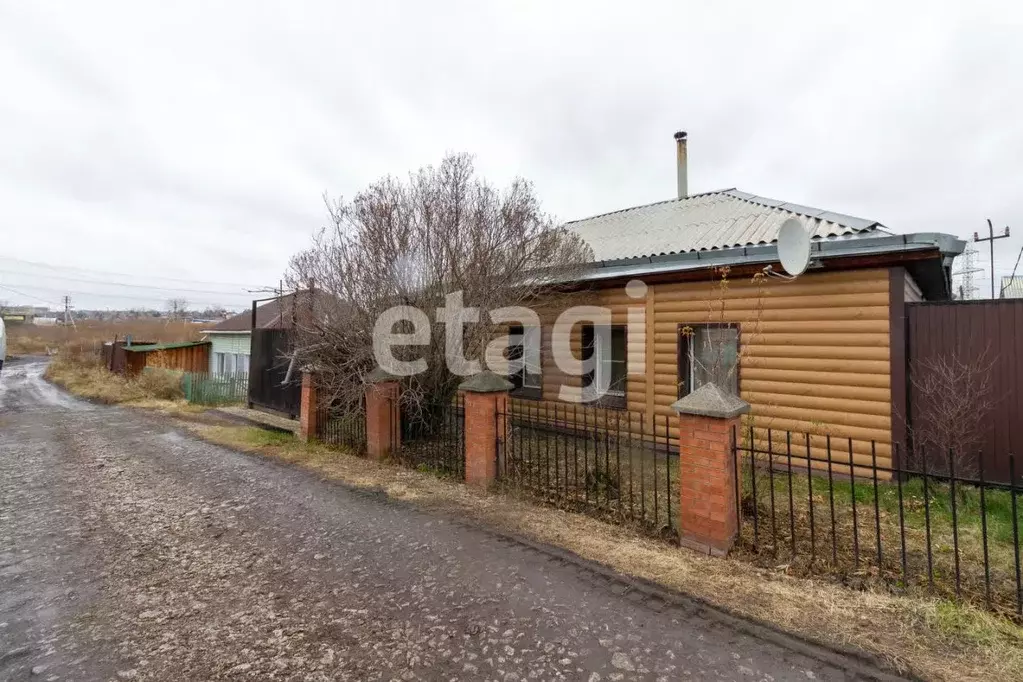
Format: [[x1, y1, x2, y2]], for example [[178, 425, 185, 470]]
[[123, 341, 210, 352]]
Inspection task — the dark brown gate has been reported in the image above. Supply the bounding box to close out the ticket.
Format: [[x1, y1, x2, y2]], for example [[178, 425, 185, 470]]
[[906, 299, 1023, 483], [247, 328, 301, 418]]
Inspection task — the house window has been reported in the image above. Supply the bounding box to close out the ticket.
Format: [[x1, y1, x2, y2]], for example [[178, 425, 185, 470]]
[[215, 352, 250, 376], [678, 324, 739, 398], [581, 324, 627, 408], [508, 325, 542, 399]]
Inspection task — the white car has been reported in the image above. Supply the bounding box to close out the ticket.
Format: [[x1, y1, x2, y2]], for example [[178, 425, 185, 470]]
[[0, 317, 6, 373]]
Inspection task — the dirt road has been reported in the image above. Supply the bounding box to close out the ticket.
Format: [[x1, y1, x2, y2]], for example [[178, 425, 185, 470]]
[[0, 358, 891, 681]]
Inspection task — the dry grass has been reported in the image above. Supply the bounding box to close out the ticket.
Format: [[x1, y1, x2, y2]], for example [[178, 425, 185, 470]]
[[5, 318, 202, 358], [180, 423, 1023, 682], [45, 348, 186, 404]]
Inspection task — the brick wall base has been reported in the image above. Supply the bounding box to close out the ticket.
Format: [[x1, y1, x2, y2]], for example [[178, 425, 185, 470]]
[[366, 381, 399, 460], [298, 372, 317, 443], [461, 391, 508, 487], [677, 413, 742, 556]]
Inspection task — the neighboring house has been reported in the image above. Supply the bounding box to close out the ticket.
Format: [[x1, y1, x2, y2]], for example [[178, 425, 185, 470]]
[[1000, 276, 1023, 298], [201, 291, 320, 377], [502, 132, 965, 472]]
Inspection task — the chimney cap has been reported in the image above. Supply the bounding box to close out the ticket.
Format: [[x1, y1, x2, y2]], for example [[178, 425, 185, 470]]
[[674, 130, 688, 141]]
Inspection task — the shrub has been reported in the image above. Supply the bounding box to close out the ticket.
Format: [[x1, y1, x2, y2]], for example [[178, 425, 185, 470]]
[[137, 369, 185, 401]]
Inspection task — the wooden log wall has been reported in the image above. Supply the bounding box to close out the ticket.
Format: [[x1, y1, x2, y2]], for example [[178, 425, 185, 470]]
[[144, 344, 211, 374], [508, 268, 894, 470]]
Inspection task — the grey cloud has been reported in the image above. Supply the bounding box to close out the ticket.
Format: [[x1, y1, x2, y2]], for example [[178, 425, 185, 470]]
[[1, 0, 1021, 310]]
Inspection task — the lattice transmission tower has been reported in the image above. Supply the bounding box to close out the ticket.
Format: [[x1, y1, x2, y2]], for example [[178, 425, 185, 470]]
[[953, 245, 982, 300]]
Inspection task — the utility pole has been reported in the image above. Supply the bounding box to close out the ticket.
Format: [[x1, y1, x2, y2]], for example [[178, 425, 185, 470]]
[[974, 219, 1011, 299], [62, 295, 76, 331]]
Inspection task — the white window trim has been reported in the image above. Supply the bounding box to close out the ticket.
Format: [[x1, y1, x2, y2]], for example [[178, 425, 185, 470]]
[[521, 326, 542, 389], [593, 331, 625, 398], [687, 326, 739, 396]]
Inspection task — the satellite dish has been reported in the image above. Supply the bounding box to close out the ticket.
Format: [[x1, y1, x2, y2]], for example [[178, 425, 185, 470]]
[[777, 217, 811, 276]]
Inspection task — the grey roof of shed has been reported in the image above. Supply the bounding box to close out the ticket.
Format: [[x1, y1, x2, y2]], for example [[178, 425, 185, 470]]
[[565, 188, 887, 263], [1001, 276, 1023, 299]]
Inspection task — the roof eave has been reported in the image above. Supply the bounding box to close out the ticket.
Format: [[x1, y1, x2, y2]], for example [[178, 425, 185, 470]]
[[566, 232, 965, 285]]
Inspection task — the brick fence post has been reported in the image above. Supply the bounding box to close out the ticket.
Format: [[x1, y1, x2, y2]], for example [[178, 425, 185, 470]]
[[458, 371, 514, 487], [671, 382, 750, 556], [298, 371, 318, 443], [365, 368, 400, 460]]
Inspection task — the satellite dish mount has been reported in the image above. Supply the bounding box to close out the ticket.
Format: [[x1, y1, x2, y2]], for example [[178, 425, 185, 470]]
[[767, 217, 812, 280]]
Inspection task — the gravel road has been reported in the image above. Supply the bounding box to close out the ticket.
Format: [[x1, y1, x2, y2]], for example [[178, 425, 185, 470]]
[[0, 357, 889, 681]]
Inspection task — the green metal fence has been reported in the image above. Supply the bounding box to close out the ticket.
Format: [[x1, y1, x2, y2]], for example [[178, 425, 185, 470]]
[[182, 372, 248, 405]]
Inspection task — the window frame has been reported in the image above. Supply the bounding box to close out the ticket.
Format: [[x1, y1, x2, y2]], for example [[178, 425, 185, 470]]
[[507, 324, 543, 400], [676, 323, 741, 399], [581, 323, 628, 410]]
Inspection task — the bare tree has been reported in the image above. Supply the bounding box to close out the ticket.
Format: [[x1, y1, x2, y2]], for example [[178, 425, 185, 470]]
[[906, 347, 997, 478], [166, 298, 188, 321], [285, 153, 592, 419]]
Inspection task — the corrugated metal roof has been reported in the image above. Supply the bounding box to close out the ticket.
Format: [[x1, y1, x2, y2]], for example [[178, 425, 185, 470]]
[[1001, 276, 1023, 299], [565, 188, 884, 263], [123, 341, 210, 352]]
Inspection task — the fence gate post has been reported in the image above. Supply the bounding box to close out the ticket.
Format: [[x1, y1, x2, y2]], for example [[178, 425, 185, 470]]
[[365, 368, 400, 460], [298, 371, 318, 443], [671, 382, 750, 557], [458, 371, 514, 488]]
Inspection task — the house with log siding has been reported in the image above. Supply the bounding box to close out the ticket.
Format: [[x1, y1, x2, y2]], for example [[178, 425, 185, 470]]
[[503, 132, 965, 473]]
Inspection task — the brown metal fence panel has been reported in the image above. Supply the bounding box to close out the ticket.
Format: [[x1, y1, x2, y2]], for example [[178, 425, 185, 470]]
[[907, 300, 1023, 484]]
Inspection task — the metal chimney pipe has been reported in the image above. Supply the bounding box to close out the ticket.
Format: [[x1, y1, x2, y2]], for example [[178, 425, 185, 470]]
[[674, 131, 688, 199]]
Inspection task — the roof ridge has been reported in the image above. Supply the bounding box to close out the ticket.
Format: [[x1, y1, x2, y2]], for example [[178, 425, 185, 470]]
[[719, 189, 881, 231], [562, 188, 738, 226]]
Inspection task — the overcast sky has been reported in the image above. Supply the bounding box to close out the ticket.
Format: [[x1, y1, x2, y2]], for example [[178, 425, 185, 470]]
[[1, 1, 1021, 311]]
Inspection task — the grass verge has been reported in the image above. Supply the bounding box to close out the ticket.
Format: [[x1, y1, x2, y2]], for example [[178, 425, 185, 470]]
[[738, 460, 1023, 616], [43, 350, 195, 414], [182, 423, 1023, 682]]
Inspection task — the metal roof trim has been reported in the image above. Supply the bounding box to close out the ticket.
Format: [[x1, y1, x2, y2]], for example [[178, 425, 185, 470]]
[[564, 232, 963, 284]]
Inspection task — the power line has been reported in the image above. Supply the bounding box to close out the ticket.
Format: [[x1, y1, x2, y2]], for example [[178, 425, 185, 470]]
[[0, 255, 269, 289], [974, 219, 1011, 299], [0, 283, 60, 306], [0, 282, 245, 307], [0, 270, 259, 296]]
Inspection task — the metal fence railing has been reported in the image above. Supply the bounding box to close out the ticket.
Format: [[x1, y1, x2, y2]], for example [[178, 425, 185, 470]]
[[317, 401, 367, 456], [393, 396, 465, 478], [732, 426, 1023, 618], [496, 400, 677, 540], [182, 371, 248, 405]]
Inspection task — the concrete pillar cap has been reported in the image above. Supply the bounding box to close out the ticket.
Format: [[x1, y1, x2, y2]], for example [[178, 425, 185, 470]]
[[670, 382, 750, 419], [458, 370, 515, 393], [365, 367, 400, 384]]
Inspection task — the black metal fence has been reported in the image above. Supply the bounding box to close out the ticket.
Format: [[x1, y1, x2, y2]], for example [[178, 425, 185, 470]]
[[317, 401, 367, 456], [733, 426, 1023, 618], [496, 400, 677, 539], [248, 328, 301, 417], [393, 396, 465, 478]]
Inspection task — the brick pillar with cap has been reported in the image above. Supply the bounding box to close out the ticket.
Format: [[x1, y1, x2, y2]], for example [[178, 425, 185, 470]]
[[458, 371, 514, 488], [365, 367, 400, 460], [298, 371, 318, 443], [671, 382, 750, 556]]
